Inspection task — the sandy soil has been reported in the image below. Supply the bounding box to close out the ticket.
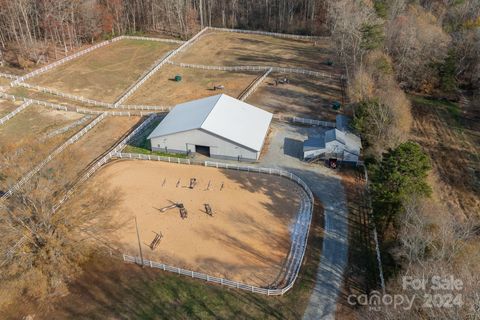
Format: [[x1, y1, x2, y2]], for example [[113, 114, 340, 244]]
[[174, 31, 340, 74], [247, 73, 344, 120], [0, 105, 85, 191], [89, 160, 302, 287], [126, 64, 260, 105], [36, 116, 141, 194], [0, 98, 21, 118], [29, 39, 179, 103]]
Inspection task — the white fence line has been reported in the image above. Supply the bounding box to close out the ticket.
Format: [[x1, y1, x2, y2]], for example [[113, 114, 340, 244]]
[[53, 114, 158, 210], [167, 61, 339, 80], [16, 81, 171, 111], [0, 100, 33, 125], [122, 35, 185, 44], [118, 104, 172, 111], [112, 27, 209, 108], [1, 91, 335, 127], [208, 26, 327, 41], [0, 113, 106, 201], [239, 68, 272, 101], [44, 115, 92, 139], [1, 91, 161, 116], [17, 82, 112, 107], [0, 72, 19, 80], [118, 158, 314, 296], [40, 111, 314, 296], [11, 37, 124, 85], [273, 114, 336, 127], [113, 50, 175, 107]]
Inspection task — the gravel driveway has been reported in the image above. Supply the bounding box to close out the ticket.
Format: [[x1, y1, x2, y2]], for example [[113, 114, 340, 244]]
[[259, 121, 348, 320]]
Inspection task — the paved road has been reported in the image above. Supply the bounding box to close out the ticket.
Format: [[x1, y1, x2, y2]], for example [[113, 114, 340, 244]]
[[260, 122, 349, 320]]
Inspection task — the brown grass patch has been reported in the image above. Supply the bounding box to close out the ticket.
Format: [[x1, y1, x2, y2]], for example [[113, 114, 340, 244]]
[[29, 40, 179, 103]]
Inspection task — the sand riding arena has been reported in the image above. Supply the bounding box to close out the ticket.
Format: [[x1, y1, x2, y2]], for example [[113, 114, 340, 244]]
[[79, 157, 313, 295]]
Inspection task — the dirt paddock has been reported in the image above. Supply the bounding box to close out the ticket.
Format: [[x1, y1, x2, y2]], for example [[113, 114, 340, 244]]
[[89, 160, 304, 287]]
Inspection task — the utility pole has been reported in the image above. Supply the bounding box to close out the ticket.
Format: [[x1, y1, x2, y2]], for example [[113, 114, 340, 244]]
[[134, 216, 144, 267]]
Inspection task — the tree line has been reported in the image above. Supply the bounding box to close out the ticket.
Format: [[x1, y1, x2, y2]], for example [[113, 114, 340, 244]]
[[0, 0, 326, 67], [327, 1, 480, 318]]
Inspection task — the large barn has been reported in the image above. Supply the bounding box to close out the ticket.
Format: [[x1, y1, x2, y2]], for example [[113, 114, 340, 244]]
[[147, 94, 273, 161]]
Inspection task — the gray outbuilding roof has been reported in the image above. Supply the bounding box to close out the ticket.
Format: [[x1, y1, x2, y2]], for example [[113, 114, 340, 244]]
[[147, 94, 273, 151], [325, 129, 362, 155]]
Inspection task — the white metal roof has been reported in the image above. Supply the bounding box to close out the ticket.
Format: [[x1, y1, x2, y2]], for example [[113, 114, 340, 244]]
[[148, 94, 273, 151]]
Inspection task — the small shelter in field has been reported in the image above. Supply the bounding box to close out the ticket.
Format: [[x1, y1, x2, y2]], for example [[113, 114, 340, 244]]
[[148, 94, 272, 161], [303, 115, 362, 163]]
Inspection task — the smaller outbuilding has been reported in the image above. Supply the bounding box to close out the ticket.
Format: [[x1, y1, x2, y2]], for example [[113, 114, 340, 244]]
[[303, 115, 362, 163], [148, 94, 273, 161]]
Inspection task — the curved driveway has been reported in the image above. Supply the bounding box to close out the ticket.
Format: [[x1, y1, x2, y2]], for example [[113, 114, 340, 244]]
[[260, 121, 348, 320]]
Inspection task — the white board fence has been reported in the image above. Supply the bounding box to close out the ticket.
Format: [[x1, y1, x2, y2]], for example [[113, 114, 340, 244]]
[[11, 37, 124, 85], [118, 158, 314, 296], [207, 26, 327, 41], [44, 112, 314, 296], [167, 61, 339, 80], [239, 68, 272, 101], [0, 100, 33, 125], [0, 72, 19, 80], [53, 114, 159, 210], [0, 113, 107, 201], [112, 27, 210, 108]]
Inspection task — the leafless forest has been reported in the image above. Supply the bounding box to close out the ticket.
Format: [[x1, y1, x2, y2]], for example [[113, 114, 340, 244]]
[[0, 0, 326, 66]]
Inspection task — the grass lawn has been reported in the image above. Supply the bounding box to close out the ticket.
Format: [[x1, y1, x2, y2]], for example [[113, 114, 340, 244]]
[[22, 198, 324, 320], [409, 95, 461, 126], [29, 39, 179, 103]]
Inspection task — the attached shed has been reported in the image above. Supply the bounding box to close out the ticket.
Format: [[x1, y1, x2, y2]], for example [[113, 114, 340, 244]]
[[303, 129, 361, 163], [148, 94, 273, 161], [303, 115, 362, 163]]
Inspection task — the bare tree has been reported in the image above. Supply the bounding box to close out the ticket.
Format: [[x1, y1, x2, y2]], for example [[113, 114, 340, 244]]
[[0, 158, 122, 308]]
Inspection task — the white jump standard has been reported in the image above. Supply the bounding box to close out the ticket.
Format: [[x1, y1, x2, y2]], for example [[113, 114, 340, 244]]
[[148, 94, 273, 161]]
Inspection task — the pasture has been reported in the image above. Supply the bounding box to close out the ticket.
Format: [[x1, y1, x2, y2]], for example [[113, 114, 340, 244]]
[[0, 98, 21, 118], [0, 105, 86, 191], [126, 64, 261, 106], [35, 116, 141, 194], [173, 31, 339, 73], [29, 39, 179, 103], [246, 72, 344, 120]]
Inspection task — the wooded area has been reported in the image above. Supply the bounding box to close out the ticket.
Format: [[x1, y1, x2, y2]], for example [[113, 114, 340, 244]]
[[0, 0, 326, 67]]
